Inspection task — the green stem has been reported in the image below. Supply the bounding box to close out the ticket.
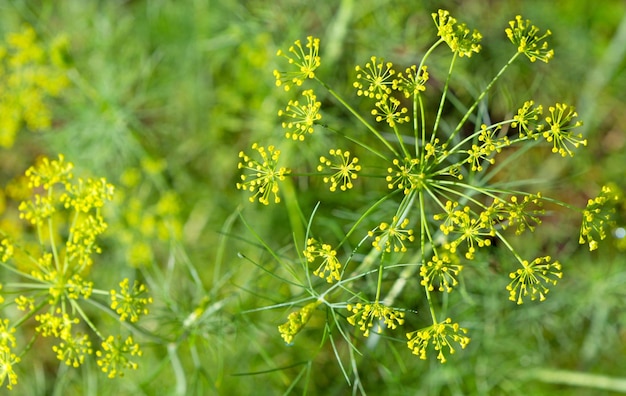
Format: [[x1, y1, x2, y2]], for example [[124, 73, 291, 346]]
[[315, 77, 399, 157], [432, 52, 458, 140], [418, 190, 438, 323], [446, 52, 521, 147]]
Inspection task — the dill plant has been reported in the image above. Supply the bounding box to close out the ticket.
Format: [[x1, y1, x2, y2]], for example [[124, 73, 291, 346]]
[[237, 8, 618, 386], [0, 155, 152, 390]]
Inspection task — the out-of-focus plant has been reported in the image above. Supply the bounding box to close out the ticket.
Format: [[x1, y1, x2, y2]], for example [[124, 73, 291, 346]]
[[0, 25, 69, 147], [0, 155, 152, 390]]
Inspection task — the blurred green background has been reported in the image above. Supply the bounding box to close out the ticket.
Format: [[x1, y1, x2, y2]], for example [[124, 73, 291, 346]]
[[0, 0, 625, 394]]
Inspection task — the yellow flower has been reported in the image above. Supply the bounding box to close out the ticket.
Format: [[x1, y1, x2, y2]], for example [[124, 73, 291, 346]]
[[579, 185, 619, 251], [507, 256, 562, 304], [237, 143, 290, 205], [506, 15, 554, 63], [420, 251, 463, 292], [432, 9, 482, 57], [393, 65, 429, 98], [347, 302, 405, 337], [273, 36, 321, 91], [406, 318, 470, 362], [0, 345, 20, 390], [278, 89, 322, 141], [317, 149, 361, 192], [353, 56, 395, 99], [96, 335, 142, 378], [304, 238, 342, 283], [386, 157, 423, 195], [369, 216, 415, 253], [512, 100, 543, 138], [543, 103, 586, 157], [278, 301, 321, 344], [110, 279, 153, 323]]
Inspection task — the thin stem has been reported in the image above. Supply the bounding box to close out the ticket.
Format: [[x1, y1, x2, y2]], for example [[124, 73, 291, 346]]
[[445, 52, 521, 147], [418, 190, 438, 323], [432, 52, 458, 140], [315, 77, 399, 157]]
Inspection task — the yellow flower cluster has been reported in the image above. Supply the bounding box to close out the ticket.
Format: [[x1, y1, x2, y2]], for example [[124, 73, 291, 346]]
[[346, 302, 405, 337], [369, 216, 415, 253], [420, 250, 463, 292], [273, 36, 320, 91], [506, 15, 554, 63], [304, 238, 342, 283], [0, 25, 69, 147], [0, 155, 152, 390], [237, 143, 290, 205], [406, 318, 470, 362], [507, 256, 563, 304], [432, 9, 482, 57], [317, 149, 361, 192], [579, 185, 619, 251], [278, 89, 322, 141], [278, 301, 321, 344]]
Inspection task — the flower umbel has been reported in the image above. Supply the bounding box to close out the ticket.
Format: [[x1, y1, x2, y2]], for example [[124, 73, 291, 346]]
[[369, 216, 415, 253], [579, 185, 619, 251], [278, 301, 322, 344], [506, 15, 554, 63], [347, 302, 405, 337], [96, 335, 142, 378], [420, 251, 463, 292], [273, 36, 321, 91], [543, 103, 586, 157], [317, 149, 361, 192], [304, 238, 342, 283], [512, 100, 543, 138], [354, 56, 396, 99], [507, 256, 562, 304], [110, 278, 153, 323], [0, 345, 20, 390], [237, 143, 290, 205], [278, 89, 322, 141], [432, 9, 482, 57], [393, 65, 429, 98], [406, 318, 470, 362]]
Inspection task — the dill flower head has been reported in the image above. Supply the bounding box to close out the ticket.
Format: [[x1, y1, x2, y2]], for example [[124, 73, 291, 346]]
[[354, 56, 396, 99], [542, 103, 586, 157], [393, 65, 429, 98], [432, 9, 482, 57], [237, 143, 290, 205], [512, 100, 543, 138], [406, 318, 470, 362], [0, 25, 70, 147], [304, 238, 342, 283], [506, 15, 554, 63], [273, 36, 320, 91], [579, 185, 619, 251], [110, 278, 153, 323], [507, 256, 562, 304], [278, 89, 322, 141], [278, 301, 321, 344], [96, 335, 143, 378], [346, 302, 405, 337], [317, 149, 361, 192], [368, 216, 415, 253], [0, 345, 20, 390], [420, 250, 463, 292]]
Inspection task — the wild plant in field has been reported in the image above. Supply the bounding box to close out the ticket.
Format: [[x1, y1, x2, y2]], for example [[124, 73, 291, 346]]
[[0, 25, 69, 148], [0, 155, 152, 390], [237, 9, 618, 375]]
